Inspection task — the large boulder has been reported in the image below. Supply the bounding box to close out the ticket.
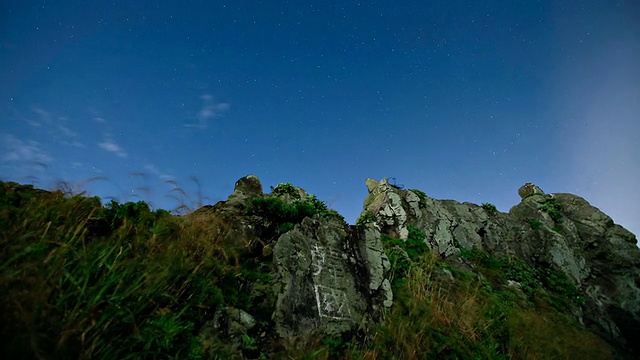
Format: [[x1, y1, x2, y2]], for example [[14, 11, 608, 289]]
[[272, 216, 392, 349], [226, 174, 263, 209], [518, 182, 545, 199]]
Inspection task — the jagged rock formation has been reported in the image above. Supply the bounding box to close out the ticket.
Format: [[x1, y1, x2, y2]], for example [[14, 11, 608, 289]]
[[193, 175, 638, 357], [2, 176, 638, 358], [361, 178, 640, 357], [184, 176, 393, 353]]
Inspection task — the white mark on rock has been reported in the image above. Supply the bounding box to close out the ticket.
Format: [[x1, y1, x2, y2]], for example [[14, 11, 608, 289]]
[[311, 244, 325, 276], [314, 284, 350, 320]]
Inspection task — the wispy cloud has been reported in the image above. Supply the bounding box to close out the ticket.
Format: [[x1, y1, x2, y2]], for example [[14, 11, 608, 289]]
[[144, 163, 174, 180], [22, 107, 51, 127], [61, 140, 86, 148], [98, 138, 127, 158], [198, 94, 230, 120], [24, 108, 82, 143], [1, 134, 53, 165], [57, 124, 77, 137], [186, 94, 230, 129], [33, 107, 52, 124]]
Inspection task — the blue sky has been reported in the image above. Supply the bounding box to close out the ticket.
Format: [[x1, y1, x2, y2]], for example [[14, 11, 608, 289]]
[[1, 1, 638, 237]]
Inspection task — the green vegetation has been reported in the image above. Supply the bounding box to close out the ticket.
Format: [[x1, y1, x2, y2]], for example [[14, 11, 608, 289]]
[[409, 189, 428, 208], [270, 182, 299, 198], [482, 202, 498, 215], [528, 219, 543, 230], [404, 226, 430, 261], [246, 186, 344, 239], [0, 181, 273, 359], [355, 210, 376, 226], [539, 198, 564, 223], [380, 226, 429, 287], [345, 248, 613, 359], [459, 248, 583, 306]]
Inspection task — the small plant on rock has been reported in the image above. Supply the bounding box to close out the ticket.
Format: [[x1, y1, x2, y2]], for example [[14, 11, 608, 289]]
[[539, 198, 563, 223], [271, 183, 300, 199], [481, 203, 498, 215], [409, 189, 428, 208], [405, 226, 429, 261], [528, 220, 543, 231], [355, 210, 376, 226]]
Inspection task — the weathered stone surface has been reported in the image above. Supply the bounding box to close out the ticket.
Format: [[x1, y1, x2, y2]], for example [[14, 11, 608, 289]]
[[363, 178, 409, 240], [405, 190, 423, 220], [186, 176, 638, 357], [209, 307, 258, 354], [549, 193, 640, 356], [357, 226, 391, 291], [359, 178, 640, 357], [518, 182, 545, 199], [234, 174, 263, 195], [213, 307, 257, 336], [361, 178, 517, 258], [271, 216, 392, 349], [226, 174, 263, 208], [365, 178, 379, 193], [187, 176, 394, 352]]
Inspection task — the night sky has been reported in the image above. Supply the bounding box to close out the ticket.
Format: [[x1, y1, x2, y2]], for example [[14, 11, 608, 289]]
[[1, 1, 639, 237]]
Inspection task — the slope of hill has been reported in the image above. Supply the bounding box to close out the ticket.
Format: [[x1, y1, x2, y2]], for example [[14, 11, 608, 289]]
[[1, 176, 638, 359]]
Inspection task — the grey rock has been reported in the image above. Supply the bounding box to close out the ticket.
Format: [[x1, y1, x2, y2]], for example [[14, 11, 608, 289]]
[[211, 307, 258, 353], [271, 215, 392, 348], [226, 174, 263, 208], [433, 268, 454, 282], [365, 178, 379, 193], [358, 226, 390, 290], [234, 174, 263, 196], [381, 279, 393, 308], [360, 178, 640, 357], [187, 176, 639, 357], [405, 190, 423, 220], [518, 182, 545, 199], [362, 178, 409, 239]]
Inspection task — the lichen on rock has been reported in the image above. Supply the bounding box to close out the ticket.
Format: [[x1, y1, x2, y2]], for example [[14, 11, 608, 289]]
[[271, 215, 392, 349]]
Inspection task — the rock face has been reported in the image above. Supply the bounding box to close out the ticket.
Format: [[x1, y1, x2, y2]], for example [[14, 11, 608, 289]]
[[185, 175, 639, 357], [3, 176, 639, 358], [360, 178, 640, 357], [272, 216, 392, 349], [186, 175, 393, 352]]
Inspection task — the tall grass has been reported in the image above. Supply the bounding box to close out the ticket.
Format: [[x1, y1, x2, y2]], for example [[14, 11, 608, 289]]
[[0, 181, 246, 359], [345, 249, 615, 360]]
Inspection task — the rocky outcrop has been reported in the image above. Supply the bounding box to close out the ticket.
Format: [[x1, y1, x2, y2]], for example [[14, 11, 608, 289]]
[[272, 216, 392, 350], [226, 174, 263, 210], [124, 174, 640, 357], [186, 175, 393, 353], [360, 178, 640, 357], [175, 175, 640, 357], [203, 175, 640, 357], [2, 176, 639, 358]]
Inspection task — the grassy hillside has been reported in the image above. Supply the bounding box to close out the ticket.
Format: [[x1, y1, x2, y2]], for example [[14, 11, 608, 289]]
[[0, 181, 617, 359]]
